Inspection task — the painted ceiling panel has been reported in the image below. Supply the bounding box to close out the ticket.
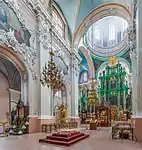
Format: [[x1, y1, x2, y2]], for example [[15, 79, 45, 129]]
[[55, 0, 132, 34]]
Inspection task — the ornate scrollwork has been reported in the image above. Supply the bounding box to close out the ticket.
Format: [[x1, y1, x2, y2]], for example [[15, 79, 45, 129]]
[[0, 29, 37, 80], [0, 0, 37, 80]]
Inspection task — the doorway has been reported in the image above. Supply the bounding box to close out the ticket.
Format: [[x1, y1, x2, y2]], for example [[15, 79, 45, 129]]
[[0, 57, 21, 125]]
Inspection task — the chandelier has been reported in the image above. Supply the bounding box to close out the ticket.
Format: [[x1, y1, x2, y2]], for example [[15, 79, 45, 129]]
[[40, 0, 63, 90]]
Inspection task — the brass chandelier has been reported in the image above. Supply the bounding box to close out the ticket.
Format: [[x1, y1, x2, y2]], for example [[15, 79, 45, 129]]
[[40, 0, 63, 90]]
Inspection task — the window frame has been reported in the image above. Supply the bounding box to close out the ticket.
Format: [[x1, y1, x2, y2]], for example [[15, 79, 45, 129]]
[[52, 6, 65, 39], [80, 71, 89, 83]]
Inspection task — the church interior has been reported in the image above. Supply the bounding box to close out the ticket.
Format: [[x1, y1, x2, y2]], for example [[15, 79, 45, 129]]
[[0, 0, 142, 150]]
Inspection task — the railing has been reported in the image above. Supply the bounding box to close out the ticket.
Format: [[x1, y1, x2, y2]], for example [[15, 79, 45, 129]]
[[41, 122, 78, 133]]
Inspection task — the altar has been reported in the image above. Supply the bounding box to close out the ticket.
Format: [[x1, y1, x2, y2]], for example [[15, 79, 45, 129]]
[[98, 57, 129, 111]]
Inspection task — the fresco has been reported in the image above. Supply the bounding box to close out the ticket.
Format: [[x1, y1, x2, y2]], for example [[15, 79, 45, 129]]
[[0, 1, 31, 46], [53, 56, 68, 76]]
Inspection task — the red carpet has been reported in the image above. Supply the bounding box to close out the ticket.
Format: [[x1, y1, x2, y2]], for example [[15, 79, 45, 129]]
[[39, 131, 89, 146]]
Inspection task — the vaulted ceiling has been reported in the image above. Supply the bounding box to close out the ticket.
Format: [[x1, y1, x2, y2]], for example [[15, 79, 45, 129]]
[[55, 0, 132, 34]]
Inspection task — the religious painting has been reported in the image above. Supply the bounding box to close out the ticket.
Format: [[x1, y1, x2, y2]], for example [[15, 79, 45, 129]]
[[109, 96, 117, 106], [53, 56, 68, 76], [0, 1, 31, 46]]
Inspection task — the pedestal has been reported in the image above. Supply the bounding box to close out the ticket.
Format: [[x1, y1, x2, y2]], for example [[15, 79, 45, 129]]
[[28, 115, 55, 133], [90, 122, 97, 130], [133, 118, 142, 141]]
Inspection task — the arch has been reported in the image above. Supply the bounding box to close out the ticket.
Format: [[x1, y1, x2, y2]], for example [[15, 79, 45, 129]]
[[73, 2, 132, 48], [0, 45, 29, 106], [96, 58, 131, 79], [79, 46, 94, 78], [0, 45, 28, 80]]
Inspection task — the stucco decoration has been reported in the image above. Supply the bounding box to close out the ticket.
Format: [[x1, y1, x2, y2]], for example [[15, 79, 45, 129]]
[[0, 0, 37, 80], [36, 16, 51, 50], [71, 51, 81, 76]]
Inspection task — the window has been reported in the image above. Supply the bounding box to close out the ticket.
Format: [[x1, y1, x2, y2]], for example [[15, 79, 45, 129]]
[[109, 24, 116, 41], [55, 90, 61, 98], [80, 71, 88, 82], [52, 7, 65, 38], [123, 20, 127, 31], [94, 25, 100, 40]]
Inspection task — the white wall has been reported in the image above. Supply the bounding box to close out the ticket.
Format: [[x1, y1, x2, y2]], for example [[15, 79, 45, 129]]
[[0, 73, 9, 123]]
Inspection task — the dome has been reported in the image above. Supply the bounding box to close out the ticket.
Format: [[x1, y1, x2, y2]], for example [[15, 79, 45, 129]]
[[85, 16, 128, 58], [55, 0, 132, 34]]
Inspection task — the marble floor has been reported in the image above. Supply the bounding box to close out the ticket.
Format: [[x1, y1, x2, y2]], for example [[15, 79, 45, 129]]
[[0, 129, 142, 150]]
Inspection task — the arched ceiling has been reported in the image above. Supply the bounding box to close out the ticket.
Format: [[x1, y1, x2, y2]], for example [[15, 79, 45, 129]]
[[55, 0, 132, 34]]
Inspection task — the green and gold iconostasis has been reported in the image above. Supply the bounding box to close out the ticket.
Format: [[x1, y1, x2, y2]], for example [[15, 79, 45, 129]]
[[97, 57, 129, 110], [78, 56, 132, 114]]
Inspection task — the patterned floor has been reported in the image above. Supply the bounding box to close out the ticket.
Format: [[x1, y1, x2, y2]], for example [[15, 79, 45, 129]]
[[0, 128, 142, 150]]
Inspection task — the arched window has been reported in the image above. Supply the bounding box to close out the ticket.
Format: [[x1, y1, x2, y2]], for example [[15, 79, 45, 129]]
[[94, 25, 100, 40], [123, 20, 127, 31], [53, 7, 65, 38], [80, 71, 88, 82], [55, 90, 61, 98], [109, 24, 116, 41]]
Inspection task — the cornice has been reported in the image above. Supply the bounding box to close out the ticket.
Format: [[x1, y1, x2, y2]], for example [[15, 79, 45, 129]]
[[26, 0, 71, 54]]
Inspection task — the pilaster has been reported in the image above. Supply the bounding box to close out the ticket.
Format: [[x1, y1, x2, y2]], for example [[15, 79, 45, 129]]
[[70, 51, 80, 118], [36, 13, 52, 118]]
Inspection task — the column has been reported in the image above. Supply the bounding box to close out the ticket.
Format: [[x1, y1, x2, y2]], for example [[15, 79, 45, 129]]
[[23, 82, 28, 106], [136, 0, 142, 116], [117, 77, 120, 109], [130, 52, 137, 117], [132, 0, 142, 141], [123, 91, 126, 110], [118, 92, 120, 109], [70, 52, 80, 118]]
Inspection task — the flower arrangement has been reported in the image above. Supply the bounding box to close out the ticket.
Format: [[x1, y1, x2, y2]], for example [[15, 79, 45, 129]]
[[10, 115, 29, 135]]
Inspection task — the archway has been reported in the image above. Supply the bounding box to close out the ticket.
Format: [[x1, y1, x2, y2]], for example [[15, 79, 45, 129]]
[[0, 46, 28, 126], [0, 57, 21, 125], [0, 72, 9, 124]]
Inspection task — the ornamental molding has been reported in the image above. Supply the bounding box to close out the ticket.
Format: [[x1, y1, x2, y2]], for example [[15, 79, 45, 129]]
[[53, 47, 69, 67], [36, 18, 70, 67], [0, 29, 37, 80], [73, 3, 131, 49], [52, 29, 71, 55], [130, 50, 137, 60], [0, 0, 37, 80], [36, 17, 51, 50], [27, 0, 71, 54]]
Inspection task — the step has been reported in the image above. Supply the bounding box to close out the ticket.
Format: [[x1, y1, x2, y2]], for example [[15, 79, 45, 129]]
[[39, 134, 89, 146], [47, 133, 84, 141]]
